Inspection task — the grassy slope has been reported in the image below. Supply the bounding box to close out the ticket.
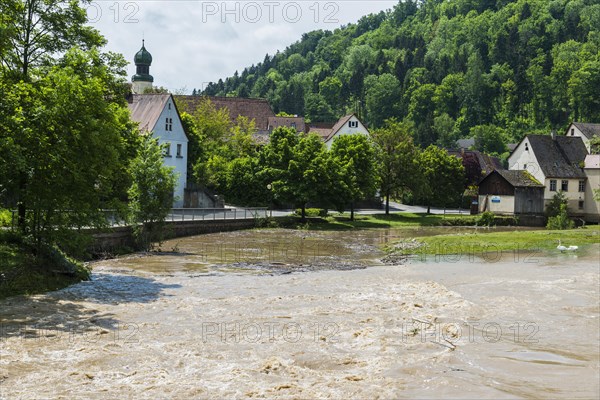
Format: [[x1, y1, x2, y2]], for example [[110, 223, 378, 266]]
[[0, 233, 90, 300], [388, 226, 600, 255]]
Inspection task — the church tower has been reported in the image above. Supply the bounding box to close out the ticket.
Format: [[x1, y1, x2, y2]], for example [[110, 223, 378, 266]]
[[132, 40, 154, 94]]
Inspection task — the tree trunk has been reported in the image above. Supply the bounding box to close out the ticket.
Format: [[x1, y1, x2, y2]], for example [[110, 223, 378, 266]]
[[301, 204, 306, 222], [17, 174, 26, 231], [350, 202, 355, 221], [427, 204, 431, 214], [385, 193, 390, 215]]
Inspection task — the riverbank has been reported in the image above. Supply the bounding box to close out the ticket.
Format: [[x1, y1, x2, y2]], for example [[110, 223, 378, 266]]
[[0, 232, 90, 300], [275, 212, 518, 231], [385, 225, 600, 257]]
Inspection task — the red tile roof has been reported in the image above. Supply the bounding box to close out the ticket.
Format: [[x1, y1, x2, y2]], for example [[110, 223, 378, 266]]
[[175, 96, 275, 132], [268, 116, 306, 133]]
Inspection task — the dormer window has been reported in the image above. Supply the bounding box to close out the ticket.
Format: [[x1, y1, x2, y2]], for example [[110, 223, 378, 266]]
[[349, 120, 358, 128]]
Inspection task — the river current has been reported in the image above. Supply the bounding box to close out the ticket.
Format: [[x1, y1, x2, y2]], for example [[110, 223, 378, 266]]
[[1, 228, 598, 399]]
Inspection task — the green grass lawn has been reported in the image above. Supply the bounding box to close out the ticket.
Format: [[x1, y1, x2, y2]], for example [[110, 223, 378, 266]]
[[386, 225, 600, 255], [277, 212, 487, 231]]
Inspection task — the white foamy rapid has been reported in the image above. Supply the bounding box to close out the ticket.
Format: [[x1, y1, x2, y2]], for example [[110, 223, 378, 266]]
[[1, 229, 598, 399]]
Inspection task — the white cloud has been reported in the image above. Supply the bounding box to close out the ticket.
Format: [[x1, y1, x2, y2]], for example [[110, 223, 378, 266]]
[[89, 1, 396, 93]]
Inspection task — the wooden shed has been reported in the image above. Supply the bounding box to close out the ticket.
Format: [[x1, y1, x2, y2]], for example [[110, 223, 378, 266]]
[[478, 170, 545, 215]]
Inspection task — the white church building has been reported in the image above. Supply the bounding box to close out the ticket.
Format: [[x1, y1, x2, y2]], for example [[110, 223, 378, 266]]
[[127, 41, 188, 207]]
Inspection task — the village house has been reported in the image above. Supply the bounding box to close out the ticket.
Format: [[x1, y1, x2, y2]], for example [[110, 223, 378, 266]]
[[564, 122, 600, 154], [507, 132, 599, 222], [308, 114, 370, 149], [127, 42, 188, 208], [478, 170, 545, 218]]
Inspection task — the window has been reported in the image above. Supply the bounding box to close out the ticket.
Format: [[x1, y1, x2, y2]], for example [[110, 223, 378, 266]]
[[550, 180, 557, 191], [525, 143, 529, 151], [165, 117, 173, 131], [579, 200, 584, 209], [524, 164, 527, 169], [349, 120, 358, 128], [168, 103, 171, 110], [579, 180, 585, 192], [164, 143, 171, 157], [176, 143, 182, 158], [291, 122, 296, 129], [571, 128, 575, 136], [561, 180, 568, 191]]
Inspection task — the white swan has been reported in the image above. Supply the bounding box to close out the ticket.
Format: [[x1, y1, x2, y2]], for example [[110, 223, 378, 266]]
[[557, 240, 578, 252]]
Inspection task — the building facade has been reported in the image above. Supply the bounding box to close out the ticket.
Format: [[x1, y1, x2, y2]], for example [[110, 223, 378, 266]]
[[128, 43, 188, 207]]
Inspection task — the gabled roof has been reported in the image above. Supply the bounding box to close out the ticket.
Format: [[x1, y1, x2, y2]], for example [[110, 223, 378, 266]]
[[490, 170, 544, 188], [325, 114, 355, 141], [571, 122, 600, 139], [268, 116, 306, 133], [176, 96, 275, 131], [127, 94, 171, 132], [526, 135, 587, 178]]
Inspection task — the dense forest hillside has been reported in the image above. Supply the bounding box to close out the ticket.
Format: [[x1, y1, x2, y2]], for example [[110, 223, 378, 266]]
[[198, 0, 600, 148]]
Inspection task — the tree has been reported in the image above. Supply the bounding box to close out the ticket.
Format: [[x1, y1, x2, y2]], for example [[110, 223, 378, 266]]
[[1, 0, 111, 231], [364, 73, 401, 128], [420, 145, 465, 213], [371, 119, 423, 214], [546, 203, 574, 230], [285, 133, 331, 220], [330, 134, 379, 221], [0, 0, 104, 81], [545, 191, 568, 218], [0, 49, 137, 251], [128, 135, 177, 249], [471, 124, 507, 155]]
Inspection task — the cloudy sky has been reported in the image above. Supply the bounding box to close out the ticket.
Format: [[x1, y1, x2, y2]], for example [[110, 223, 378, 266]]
[[88, 1, 397, 93]]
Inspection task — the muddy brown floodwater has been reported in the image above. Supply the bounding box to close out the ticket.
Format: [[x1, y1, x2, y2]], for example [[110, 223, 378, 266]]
[[1, 227, 599, 399]]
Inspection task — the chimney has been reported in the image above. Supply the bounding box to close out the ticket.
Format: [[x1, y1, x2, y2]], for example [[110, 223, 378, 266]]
[[551, 130, 556, 140]]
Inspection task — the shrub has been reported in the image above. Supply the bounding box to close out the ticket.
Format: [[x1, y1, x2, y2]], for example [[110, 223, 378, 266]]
[[546, 192, 568, 217], [294, 208, 328, 217], [0, 209, 12, 227], [477, 211, 496, 226], [546, 204, 574, 230]]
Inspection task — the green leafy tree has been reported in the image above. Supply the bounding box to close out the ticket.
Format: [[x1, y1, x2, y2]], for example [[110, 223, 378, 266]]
[[420, 145, 465, 213], [1, 49, 136, 252], [371, 119, 423, 214], [0, 0, 104, 80], [330, 134, 379, 221], [364, 73, 401, 128], [471, 124, 507, 155], [545, 191, 569, 218], [285, 133, 331, 220], [128, 135, 177, 249]]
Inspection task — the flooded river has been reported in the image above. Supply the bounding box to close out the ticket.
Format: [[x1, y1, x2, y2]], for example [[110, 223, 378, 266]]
[[1, 227, 599, 399]]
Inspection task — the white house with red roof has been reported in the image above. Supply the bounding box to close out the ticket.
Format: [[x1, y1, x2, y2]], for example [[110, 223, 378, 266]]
[[309, 114, 370, 148], [127, 42, 188, 207]]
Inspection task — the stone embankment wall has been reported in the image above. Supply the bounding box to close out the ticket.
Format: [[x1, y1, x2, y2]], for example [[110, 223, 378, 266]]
[[89, 219, 258, 256]]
